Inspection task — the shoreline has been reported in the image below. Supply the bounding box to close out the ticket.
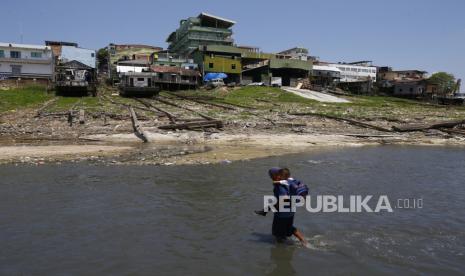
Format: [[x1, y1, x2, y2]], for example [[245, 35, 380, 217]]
[[2, 86, 465, 165], [1, 130, 464, 166]]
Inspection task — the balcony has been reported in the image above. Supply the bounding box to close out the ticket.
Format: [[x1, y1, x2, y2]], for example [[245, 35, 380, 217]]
[[0, 56, 52, 65]]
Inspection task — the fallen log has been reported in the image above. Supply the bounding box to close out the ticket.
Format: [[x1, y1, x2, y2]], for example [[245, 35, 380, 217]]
[[153, 96, 216, 121], [128, 107, 149, 143], [275, 122, 307, 128], [101, 95, 165, 117], [36, 98, 58, 117], [392, 120, 465, 132], [255, 98, 280, 107], [344, 134, 400, 138], [134, 98, 177, 123], [438, 128, 465, 136], [216, 100, 256, 110], [36, 112, 69, 117], [289, 112, 392, 132], [169, 93, 236, 110], [158, 120, 223, 130]]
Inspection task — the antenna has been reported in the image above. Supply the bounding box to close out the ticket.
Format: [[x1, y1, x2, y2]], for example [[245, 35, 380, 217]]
[[19, 18, 24, 43]]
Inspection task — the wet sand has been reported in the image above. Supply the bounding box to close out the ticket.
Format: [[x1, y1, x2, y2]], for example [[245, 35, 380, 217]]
[[1, 130, 464, 165]]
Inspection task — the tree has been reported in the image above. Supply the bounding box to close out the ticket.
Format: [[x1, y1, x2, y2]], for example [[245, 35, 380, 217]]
[[96, 48, 109, 66], [427, 72, 455, 96]]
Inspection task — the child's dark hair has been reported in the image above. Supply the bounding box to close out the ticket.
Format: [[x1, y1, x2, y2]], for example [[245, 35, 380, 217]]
[[280, 168, 291, 179]]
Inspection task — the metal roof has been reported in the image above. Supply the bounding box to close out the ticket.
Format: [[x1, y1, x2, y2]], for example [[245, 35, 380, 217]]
[[198, 12, 236, 24], [45, 41, 78, 47], [0, 42, 50, 50], [198, 12, 235, 28]]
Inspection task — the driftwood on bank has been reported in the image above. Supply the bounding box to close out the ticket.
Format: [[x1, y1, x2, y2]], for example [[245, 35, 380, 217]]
[[134, 98, 177, 123], [392, 120, 465, 132], [128, 107, 149, 142], [35, 98, 58, 117], [158, 120, 223, 130], [101, 95, 165, 117], [255, 98, 280, 107], [154, 96, 216, 121], [215, 100, 256, 110], [170, 93, 237, 110], [439, 128, 465, 136], [289, 112, 392, 132]]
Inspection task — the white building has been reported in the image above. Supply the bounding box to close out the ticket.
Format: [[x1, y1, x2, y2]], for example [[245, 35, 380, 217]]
[[328, 63, 377, 83], [60, 46, 96, 69], [277, 47, 309, 61], [116, 60, 149, 74], [0, 42, 54, 80]]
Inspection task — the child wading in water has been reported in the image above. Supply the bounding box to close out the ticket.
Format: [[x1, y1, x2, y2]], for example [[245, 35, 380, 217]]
[[255, 167, 307, 246]]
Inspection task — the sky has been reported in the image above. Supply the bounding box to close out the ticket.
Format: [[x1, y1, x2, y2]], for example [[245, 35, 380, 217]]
[[2, 0, 465, 90]]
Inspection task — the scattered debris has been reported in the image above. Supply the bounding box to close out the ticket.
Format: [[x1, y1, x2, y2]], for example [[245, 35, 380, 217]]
[[392, 120, 465, 132], [158, 120, 223, 130], [290, 112, 392, 132]]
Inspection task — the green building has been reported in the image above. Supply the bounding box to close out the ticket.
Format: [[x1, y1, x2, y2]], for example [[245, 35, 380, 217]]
[[166, 13, 235, 56]]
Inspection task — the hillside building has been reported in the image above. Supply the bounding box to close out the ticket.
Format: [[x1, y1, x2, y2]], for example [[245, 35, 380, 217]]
[[166, 13, 235, 56]]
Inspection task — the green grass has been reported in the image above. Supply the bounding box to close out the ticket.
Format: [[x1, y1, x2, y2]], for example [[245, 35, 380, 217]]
[[223, 86, 319, 106], [0, 86, 52, 113], [51, 96, 100, 111], [3, 85, 465, 122], [175, 86, 465, 121]]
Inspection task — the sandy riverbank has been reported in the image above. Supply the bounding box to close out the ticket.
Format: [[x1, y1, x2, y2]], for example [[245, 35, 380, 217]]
[[1, 130, 464, 165]]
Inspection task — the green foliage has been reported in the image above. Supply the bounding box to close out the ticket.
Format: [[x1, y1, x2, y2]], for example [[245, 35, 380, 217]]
[[428, 72, 455, 95], [97, 48, 109, 65], [0, 86, 52, 113]]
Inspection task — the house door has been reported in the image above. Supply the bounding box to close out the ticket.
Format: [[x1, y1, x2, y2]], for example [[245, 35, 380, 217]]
[[11, 65, 22, 76], [129, 77, 134, 87]]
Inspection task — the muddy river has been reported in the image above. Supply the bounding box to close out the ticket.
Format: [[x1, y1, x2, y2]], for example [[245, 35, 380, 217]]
[[1, 146, 464, 275]]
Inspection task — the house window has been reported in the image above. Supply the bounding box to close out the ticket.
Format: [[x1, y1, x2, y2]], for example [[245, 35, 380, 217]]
[[209, 62, 214, 68], [137, 78, 145, 81], [409, 88, 413, 92], [0, 50, 4, 58], [31, 52, 42, 58], [10, 51, 21, 59], [231, 64, 236, 70], [91, 53, 95, 57]]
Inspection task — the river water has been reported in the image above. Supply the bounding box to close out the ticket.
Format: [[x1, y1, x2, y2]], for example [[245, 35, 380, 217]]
[[1, 146, 464, 275]]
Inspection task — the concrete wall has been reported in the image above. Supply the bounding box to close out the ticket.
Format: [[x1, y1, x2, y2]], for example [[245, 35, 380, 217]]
[[394, 83, 424, 96]]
